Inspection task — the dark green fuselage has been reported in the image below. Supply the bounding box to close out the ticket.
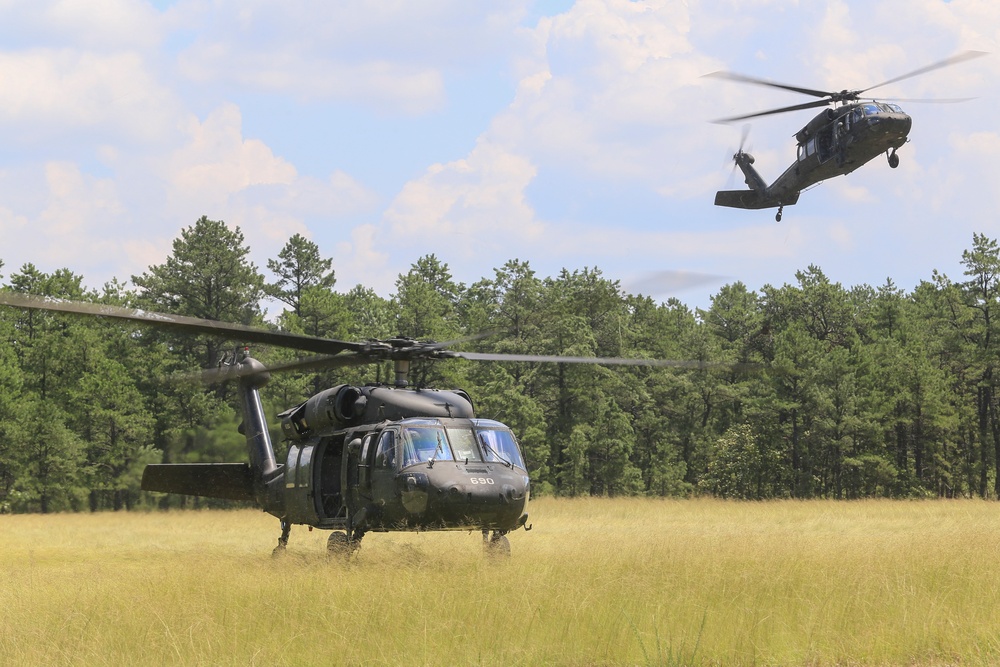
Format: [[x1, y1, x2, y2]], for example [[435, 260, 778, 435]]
[[715, 101, 912, 211]]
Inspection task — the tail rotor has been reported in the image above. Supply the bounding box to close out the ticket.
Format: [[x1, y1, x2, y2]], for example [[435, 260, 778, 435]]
[[725, 124, 753, 188]]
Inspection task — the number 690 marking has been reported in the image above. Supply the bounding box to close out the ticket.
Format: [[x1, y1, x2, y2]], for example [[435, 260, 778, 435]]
[[470, 477, 494, 485]]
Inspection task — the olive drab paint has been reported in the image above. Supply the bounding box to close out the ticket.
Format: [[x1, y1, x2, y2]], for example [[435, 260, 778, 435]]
[[709, 51, 986, 222]]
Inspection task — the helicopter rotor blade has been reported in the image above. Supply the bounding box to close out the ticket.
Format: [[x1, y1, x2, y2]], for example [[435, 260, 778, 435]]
[[703, 71, 834, 99], [455, 351, 754, 371], [0, 292, 367, 356], [178, 335, 501, 384], [877, 96, 977, 104], [737, 122, 751, 152], [713, 98, 834, 124], [721, 123, 751, 185], [707, 51, 986, 123], [404, 330, 502, 354], [0, 294, 754, 383], [178, 352, 375, 385], [858, 50, 987, 96], [185, 345, 755, 384]]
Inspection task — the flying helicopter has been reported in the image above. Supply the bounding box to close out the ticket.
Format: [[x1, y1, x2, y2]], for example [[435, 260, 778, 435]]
[[708, 51, 986, 222], [0, 292, 735, 559]]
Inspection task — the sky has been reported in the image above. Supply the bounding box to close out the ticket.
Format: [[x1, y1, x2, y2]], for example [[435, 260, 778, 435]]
[[0, 0, 997, 314]]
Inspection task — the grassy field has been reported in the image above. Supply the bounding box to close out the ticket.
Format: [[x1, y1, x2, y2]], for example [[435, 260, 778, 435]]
[[3, 498, 1000, 666]]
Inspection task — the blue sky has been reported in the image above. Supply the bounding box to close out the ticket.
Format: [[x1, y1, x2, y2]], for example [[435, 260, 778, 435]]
[[0, 0, 996, 312]]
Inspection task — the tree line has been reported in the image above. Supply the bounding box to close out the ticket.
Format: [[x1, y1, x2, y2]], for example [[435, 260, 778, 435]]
[[3, 216, 1000, 512]]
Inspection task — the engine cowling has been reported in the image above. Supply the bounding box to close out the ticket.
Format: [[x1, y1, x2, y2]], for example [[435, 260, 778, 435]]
[[279, 385, 368, 440]]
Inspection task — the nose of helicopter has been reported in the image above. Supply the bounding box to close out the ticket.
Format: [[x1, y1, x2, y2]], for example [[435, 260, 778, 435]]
[[431, 474, 529, 527], [441, 480, 527, 506], [395, 468, 530, 529], [872, 111, 912, 143]]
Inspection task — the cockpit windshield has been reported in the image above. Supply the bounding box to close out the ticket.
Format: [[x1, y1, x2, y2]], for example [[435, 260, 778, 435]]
[[863, 103, 904, 116], [401, 426, 453, 467], [397, 420, 527, 470], [445, 426, 482, 462], [478, 429, 526, 469]]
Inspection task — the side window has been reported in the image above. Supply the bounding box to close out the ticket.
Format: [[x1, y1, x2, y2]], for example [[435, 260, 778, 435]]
[[375, 431, 396, 470], [360, 434, 374, 464]]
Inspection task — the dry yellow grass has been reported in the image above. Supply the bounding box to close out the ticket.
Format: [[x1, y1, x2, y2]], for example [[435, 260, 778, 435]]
[[3, 498, 1000, 665]]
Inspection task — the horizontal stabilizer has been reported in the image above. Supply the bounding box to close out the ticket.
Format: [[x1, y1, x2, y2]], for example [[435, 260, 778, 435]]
[[714, 189, 799, 210], [141, 463, 254, 502]]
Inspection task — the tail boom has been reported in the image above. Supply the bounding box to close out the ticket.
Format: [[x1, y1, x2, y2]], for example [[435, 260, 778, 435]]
[[715, 151, 799, 210]]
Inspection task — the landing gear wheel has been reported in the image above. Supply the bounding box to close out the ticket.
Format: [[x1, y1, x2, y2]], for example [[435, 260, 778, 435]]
[[888, 150, 899, 169], [483, 530, 511, 558], [272, 543, 287, 558], [327, 531, 359, 560], [775, 206, 783, 223]]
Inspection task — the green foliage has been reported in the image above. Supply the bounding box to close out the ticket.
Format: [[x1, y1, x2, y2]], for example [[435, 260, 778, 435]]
[[132, 216, 265, 370], [700, 424, 781, 499], [9, 230, 1000, 510], [266, 232, 335, 315], [15, 398, 84, 512]]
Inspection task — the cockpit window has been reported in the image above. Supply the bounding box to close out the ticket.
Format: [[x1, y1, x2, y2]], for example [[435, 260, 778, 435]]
[[401, 426, 454, 467], [375, 431, 396, 469], [479, 429, 526, 470], [887, 103, 903, 113], [863, 104, 880, 116], [393, 419, 527, 470], [445, 426, 482, 462]]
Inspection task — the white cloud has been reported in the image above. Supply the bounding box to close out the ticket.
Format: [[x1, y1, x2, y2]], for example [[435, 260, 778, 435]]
[[178, 48, 447, 114], [43, 0, 162, 49], [827, 221, 854, 250], [166, 104, 297, 201], [333, 223, 392, 293], [0, 49, 178, 142], [173, 0, 530, 113], [828, 179, 875, 205], [0, 0, 162, 50], [952, 130, 1000, 158], [231, 172, 379, 253], [0, 206, 31, 242], [510, 0, 720, 181], [384, 140, 539, 241], [0, 161, 130, 276], [378, 0, 727, 261], [152, 104, 383, 278]]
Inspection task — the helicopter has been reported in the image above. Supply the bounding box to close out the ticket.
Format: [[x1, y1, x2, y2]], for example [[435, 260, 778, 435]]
[[0, 292, 732, 558], [708, 51, 987, 222]]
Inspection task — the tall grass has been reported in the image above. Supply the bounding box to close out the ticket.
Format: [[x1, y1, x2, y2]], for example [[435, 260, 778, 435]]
[[3, 498, 1000, 665]]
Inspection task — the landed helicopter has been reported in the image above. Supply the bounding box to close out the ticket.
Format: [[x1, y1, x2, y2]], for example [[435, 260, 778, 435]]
[[0, 293, 731, 558], [708, 51, 986, 222]]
